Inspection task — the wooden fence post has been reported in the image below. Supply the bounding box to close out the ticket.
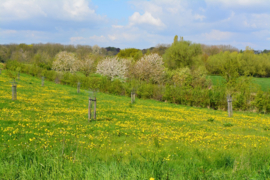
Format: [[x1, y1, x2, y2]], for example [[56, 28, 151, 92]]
[[88, 89, 98, 122], [133, 93, 136, 103], [12, 84, 17, 100], [94, 97, 96, 120], [227, 95, 233, 117], [88, 97, 91, 122], [131, 88, 136, 104], [17, 72, 20, 80], [0, 68, 2, 75], [131, 92, 134, 103], [42, 76, 45, 86], [77, 82, 80, 93]]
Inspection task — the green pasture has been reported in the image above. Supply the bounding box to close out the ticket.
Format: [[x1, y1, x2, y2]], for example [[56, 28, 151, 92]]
[[209, 75, 270, 92], [1, 71, 270, 179]]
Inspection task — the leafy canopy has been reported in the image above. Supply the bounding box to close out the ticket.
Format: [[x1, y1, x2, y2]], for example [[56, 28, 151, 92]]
[[163, 36, 202, 70], [117, 48, 143, 61]]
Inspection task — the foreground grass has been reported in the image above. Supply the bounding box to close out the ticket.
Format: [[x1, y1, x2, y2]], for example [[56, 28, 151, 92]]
[[1, 71, 270, 179], [209, 75, 270, 92]]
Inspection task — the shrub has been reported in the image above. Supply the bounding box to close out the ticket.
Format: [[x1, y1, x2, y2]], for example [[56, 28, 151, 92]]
[[137, 83, 154, 99], [108, 79, 124, 95], [5, 60, 20, 71], [254, 90, 270, 113]]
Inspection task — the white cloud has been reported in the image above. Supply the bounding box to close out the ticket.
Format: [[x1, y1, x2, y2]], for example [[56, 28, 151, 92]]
[[128, 0, 196, 29], [202, 30, 234, 41], [0, 0, 47, 20], [205, 0, 269, 7], [70, 36, 84, 43], [129, 12, 165, 27], [243, 13, 270, 29], [112, 25, 124, 29], [89, 35, 107, 42], [252, 30, 270, 39], [1, 29, 17, 34], [194, 14, 206, 21], [108, 35, 117, 41], [107, 32, 141, 42], [60, 0, 96, 21], [0, 0, 104, 21], [69, 35, 108, 44]]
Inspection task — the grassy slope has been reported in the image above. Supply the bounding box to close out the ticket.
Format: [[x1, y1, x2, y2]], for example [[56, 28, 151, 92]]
[[209, 75, 270, 92], [1, 71, 270, 179]]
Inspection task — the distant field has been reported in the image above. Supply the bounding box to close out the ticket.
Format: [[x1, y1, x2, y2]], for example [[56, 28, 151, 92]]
[[209, 75, 270, 92], [1, 71, 270, 179]]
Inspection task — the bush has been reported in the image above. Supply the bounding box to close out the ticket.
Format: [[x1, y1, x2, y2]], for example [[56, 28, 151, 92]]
[[137, 83, 154, 99], [108, 79, 124, 95], [254, 90, 270, 113], [5, 60, 20, 71]]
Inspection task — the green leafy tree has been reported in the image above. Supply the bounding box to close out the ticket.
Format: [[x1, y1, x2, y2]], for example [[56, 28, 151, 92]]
[[117, 48, 143, 61], [163, 37, 202, 70], [173, 35, 178, 44]]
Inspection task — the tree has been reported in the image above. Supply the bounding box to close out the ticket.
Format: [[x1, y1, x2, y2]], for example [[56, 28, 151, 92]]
[[52, 51, 78, 73], [117, 48, 143, 61], [0, 46, 9, 63], [173, 35, 178, 44], [96, 57, 128, 81], [133, 53, 165, 83], [33, 51, 52, 70], [163, 37, 202, 70], [92, 45, 101, 54], [221, 52, 240, 95], [151, 44, 170, 56], [77, 55, 95, 77]]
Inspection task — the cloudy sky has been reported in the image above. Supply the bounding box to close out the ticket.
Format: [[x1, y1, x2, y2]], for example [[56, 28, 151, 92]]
[[0, 0, 269, 50]]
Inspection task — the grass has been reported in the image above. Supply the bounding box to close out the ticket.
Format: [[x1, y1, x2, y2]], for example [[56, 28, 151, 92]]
[[1, 70, 270, 179], [209, 75, 270, 92]]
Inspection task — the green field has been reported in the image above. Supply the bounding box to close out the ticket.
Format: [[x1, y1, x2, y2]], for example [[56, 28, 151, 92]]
[[1, 71, 270, 179], [209, 75, 270, 92]]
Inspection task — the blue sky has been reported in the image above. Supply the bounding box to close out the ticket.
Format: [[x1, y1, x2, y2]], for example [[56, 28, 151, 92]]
[[0, 0, 269, 50]]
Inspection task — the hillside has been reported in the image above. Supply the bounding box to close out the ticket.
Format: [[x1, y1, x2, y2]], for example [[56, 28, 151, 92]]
[[1, 71, 270, 179]]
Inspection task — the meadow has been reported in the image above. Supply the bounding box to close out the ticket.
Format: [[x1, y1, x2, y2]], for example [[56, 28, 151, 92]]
[[209, 75, 270, 92], [1, 71, 270, 179]]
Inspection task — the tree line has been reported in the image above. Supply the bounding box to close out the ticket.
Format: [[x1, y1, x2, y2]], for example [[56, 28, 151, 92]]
[[1, 36, 270, 113]]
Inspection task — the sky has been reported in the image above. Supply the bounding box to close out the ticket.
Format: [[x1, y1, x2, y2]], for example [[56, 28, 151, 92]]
[[0, 0, 269, 50]]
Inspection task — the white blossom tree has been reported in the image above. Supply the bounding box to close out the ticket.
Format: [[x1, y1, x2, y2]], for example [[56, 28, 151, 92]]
[[133, 53, 165, 83], [96, 57, 128, 81], [52, 51, 78, 73]]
